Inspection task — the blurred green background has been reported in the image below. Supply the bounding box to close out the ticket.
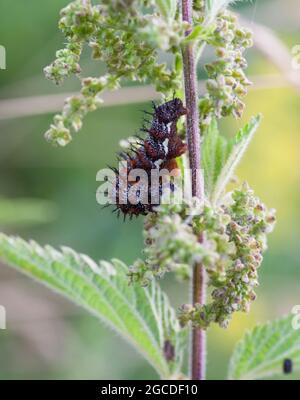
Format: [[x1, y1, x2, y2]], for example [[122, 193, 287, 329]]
[[0, 0, 299, 380]]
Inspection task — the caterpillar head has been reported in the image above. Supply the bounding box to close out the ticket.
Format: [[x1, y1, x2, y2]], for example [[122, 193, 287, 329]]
[[154, 98, 187, 124]]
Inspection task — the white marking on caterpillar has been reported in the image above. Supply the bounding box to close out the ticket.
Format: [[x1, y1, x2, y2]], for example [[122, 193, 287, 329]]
[[154, 159, 163, 168], [163, 138, 169, 155]]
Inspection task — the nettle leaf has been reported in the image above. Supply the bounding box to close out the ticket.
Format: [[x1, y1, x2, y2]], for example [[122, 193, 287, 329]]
[[155, 0, 177, 20], [0, 234, 186, 378], [202, 118, 231, 199], [183, 24, 216, 44], [228, 314, 300, 380], [211, 115, 261, 204], [202, 115, 261, 205]]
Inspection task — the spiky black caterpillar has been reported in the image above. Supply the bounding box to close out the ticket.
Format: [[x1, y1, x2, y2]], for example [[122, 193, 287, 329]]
[[111, 98, 187, 218]]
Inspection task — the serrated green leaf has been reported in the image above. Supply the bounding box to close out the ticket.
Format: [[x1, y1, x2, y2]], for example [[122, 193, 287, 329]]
[[202, 118, 231, 198], [183, 25, 215, 44], [228, 314, 300, 380], [184, 26, 205, 43], [0, 233, 186, 378], [155, 0, 177, 20], [203, 115, 261, 205]]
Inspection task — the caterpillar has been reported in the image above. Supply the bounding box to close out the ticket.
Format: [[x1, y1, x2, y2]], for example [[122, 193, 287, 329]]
[[110, 98, 187, 219]]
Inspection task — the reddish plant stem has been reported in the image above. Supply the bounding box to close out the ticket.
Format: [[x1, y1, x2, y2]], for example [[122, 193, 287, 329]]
[[181, 0, 206, 381]]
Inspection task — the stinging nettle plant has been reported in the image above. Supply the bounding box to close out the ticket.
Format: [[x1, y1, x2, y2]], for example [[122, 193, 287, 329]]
[[1, 0, 300, 380]]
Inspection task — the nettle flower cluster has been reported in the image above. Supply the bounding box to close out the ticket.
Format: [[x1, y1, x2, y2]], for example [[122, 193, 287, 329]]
[[44, 0, 188, 146], [130, 184, 276, 329], [199, 10, 253, 129], [129, 198, 212, 286], [43, 1, 252, 147]]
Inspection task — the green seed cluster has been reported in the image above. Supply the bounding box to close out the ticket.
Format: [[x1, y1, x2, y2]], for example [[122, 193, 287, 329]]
[[45, 75, 117, 146], [179, 184, 276, 328], [193, 0, 205, 14], [199, 10, 253, 129], [44, 43, 82, 86], [44, 0, 187, 146], [128, 200, 216, 287], [43, 0, 101, 86]]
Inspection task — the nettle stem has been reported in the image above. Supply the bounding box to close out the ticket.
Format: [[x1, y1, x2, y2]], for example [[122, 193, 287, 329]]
[[182, 0, 206, 380]]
